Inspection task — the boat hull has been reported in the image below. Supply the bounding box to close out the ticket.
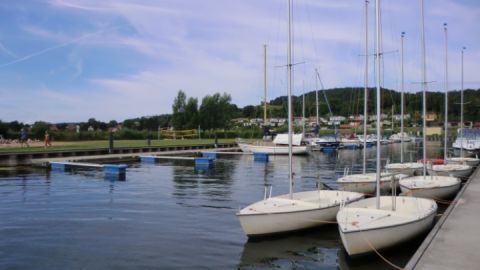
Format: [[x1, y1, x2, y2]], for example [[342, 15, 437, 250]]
[[339, 209, 435, 256], [427, 166, 472, 179], [238, 143, 309, 155], [237, 191, 364, 237], [337, 197, 437, 256], [400, 181, 460, 199]]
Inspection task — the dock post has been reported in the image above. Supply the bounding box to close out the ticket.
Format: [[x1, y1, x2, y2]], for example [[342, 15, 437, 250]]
[[109, 131, 114, 154]]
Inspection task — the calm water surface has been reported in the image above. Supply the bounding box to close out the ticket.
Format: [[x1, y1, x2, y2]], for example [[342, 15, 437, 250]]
[[0, 143, 444, 269]]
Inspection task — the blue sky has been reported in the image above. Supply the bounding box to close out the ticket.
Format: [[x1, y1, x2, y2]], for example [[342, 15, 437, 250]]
[[0, 0, 479, 123]]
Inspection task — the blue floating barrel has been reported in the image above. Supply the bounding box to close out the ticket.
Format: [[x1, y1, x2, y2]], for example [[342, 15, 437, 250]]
[[50, 162, 67, 171], [140, 156, 157, 162], [194, 157, 214, 166], [253, 152, 269, 162], [202, 152, 217, 159], [103, 164, 128, 175]]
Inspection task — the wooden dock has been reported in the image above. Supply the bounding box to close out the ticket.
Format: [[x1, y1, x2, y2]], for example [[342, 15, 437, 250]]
[[406, 165, 480, 270], [31, 147, 240, 167]]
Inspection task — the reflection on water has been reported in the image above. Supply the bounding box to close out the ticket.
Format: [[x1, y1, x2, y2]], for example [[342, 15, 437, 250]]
[[0, 143, 445, 269]]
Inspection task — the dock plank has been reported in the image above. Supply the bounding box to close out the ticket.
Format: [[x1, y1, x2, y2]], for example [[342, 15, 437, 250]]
[[407, 166, 480, 270]]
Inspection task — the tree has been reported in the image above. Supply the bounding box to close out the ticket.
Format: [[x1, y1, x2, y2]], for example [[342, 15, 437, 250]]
[[199, 92, 233, 130], [31, 121, 50, 139], [242, 105, 256, 118], [172, 90, 187, 129], [184, 97, 199, 129]]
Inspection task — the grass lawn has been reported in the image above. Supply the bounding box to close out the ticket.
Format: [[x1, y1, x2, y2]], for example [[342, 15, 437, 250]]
[[0, 139, 236, 154]]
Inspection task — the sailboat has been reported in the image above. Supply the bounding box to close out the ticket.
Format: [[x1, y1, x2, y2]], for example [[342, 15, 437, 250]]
[[445, 46, 480, 167], [237, 0, 364, 237], [385, 32, 423, 177], [308, 69, 341, 151], [336, 0, 402, 193], [399, 13, 461, 199], [425, 26, 472, 179], [237, 44, 309, 155], [337, 0, 437, 256]]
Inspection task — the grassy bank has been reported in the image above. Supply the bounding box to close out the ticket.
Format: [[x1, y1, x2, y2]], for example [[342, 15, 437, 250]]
[[0, 139, 236, 154]]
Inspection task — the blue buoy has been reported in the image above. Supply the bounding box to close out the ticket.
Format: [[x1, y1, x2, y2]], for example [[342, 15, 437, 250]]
[[103, 164, 128, 175], [50, 162, 67, 171], [253, 152, 269, 162], [140, 156, 157, 162], [194, 157, 214, 166], [202, 152, 217, 159]]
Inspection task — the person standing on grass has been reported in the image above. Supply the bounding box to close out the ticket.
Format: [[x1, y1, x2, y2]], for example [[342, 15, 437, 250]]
[[44, 131, 52, 148], [20, 128, 29, 148]]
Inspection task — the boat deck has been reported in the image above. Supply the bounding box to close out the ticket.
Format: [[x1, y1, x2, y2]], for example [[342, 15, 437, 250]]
[[406, 165, 480, 269]]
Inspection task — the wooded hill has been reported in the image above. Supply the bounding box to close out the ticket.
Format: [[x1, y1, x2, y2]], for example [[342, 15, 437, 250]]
[[242, 87, 480, 122]]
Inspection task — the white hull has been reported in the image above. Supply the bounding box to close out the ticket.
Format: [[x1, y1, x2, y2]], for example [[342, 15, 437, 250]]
[[337, 197, 437, 256], [400, 182, 460, 199], [385, 162, 423, 176], [427, 164, 472, 178], [237, 190, 364, 237], [447, 157, 480, 167], [399, 175, 461, 199], [337, 173, 401, 194], [238, 143, 309, 155]]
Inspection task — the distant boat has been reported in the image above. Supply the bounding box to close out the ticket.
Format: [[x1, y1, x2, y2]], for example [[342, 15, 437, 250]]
[[238, 134, 309, 155], [237, 0, 363, 238], [389, 132, 412, 143]]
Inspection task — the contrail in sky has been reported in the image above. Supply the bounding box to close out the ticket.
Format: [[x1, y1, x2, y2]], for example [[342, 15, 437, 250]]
[[0, 30, 101, 69]]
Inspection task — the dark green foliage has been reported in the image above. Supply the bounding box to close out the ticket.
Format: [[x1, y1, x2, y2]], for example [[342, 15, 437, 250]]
[[199, 92, 234, 130]]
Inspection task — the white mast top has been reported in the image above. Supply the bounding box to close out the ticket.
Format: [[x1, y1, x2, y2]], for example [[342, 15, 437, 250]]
[[400, 31, 405, 163], [443, 24, 448, 161], [264, 44, 268, 127], [375, 0, 381, 209], [460, 47, 466, 158], [363, 0, 369, 174], [287, 0, 294, 199], [420, 0, 427, 177]]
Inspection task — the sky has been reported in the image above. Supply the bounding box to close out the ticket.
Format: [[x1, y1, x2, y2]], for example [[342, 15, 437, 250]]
[[0, 0, 479, 123]]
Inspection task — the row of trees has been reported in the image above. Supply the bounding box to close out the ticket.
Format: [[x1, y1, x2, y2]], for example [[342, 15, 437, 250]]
[[171, 90, 237, 131]]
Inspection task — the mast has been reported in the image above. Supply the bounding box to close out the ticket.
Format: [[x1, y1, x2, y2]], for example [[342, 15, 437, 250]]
[[460, 47, 465, 158], [302, 80, 306, 135], [363, 0, 369, 174], [316, 75, 319, 127], [400, 32, 405, 163], [264, 44, 268, 127], [287, 0, 294, 199], [420, 0, 427, 177], [443, 24, 448, 160], [375, 0, 381, 208]]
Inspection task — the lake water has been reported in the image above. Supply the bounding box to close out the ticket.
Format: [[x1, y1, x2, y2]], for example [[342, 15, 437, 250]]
[[0, 143, 445, 269]]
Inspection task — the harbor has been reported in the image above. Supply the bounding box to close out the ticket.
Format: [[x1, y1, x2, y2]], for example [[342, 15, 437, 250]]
[[1, 0, 480, 269], [0, 142, 477, 269]]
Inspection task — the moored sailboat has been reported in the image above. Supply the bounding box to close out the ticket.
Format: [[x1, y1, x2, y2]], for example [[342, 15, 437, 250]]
[[337, 0, 438, 256], [237, 0, 363, 237]]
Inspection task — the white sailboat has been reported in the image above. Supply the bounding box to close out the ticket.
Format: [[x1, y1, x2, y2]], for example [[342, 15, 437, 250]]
[[446, 46, 480, 167], [399, 14, 460, 199], [237, 44, 309, 155], [238, 134, 310, 155], [237, 0, 364, 237], [425, 26, 472, 179], [337, 0, 438, 256], [336, 0, 400, 193], [385, 32, 423, 177]]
